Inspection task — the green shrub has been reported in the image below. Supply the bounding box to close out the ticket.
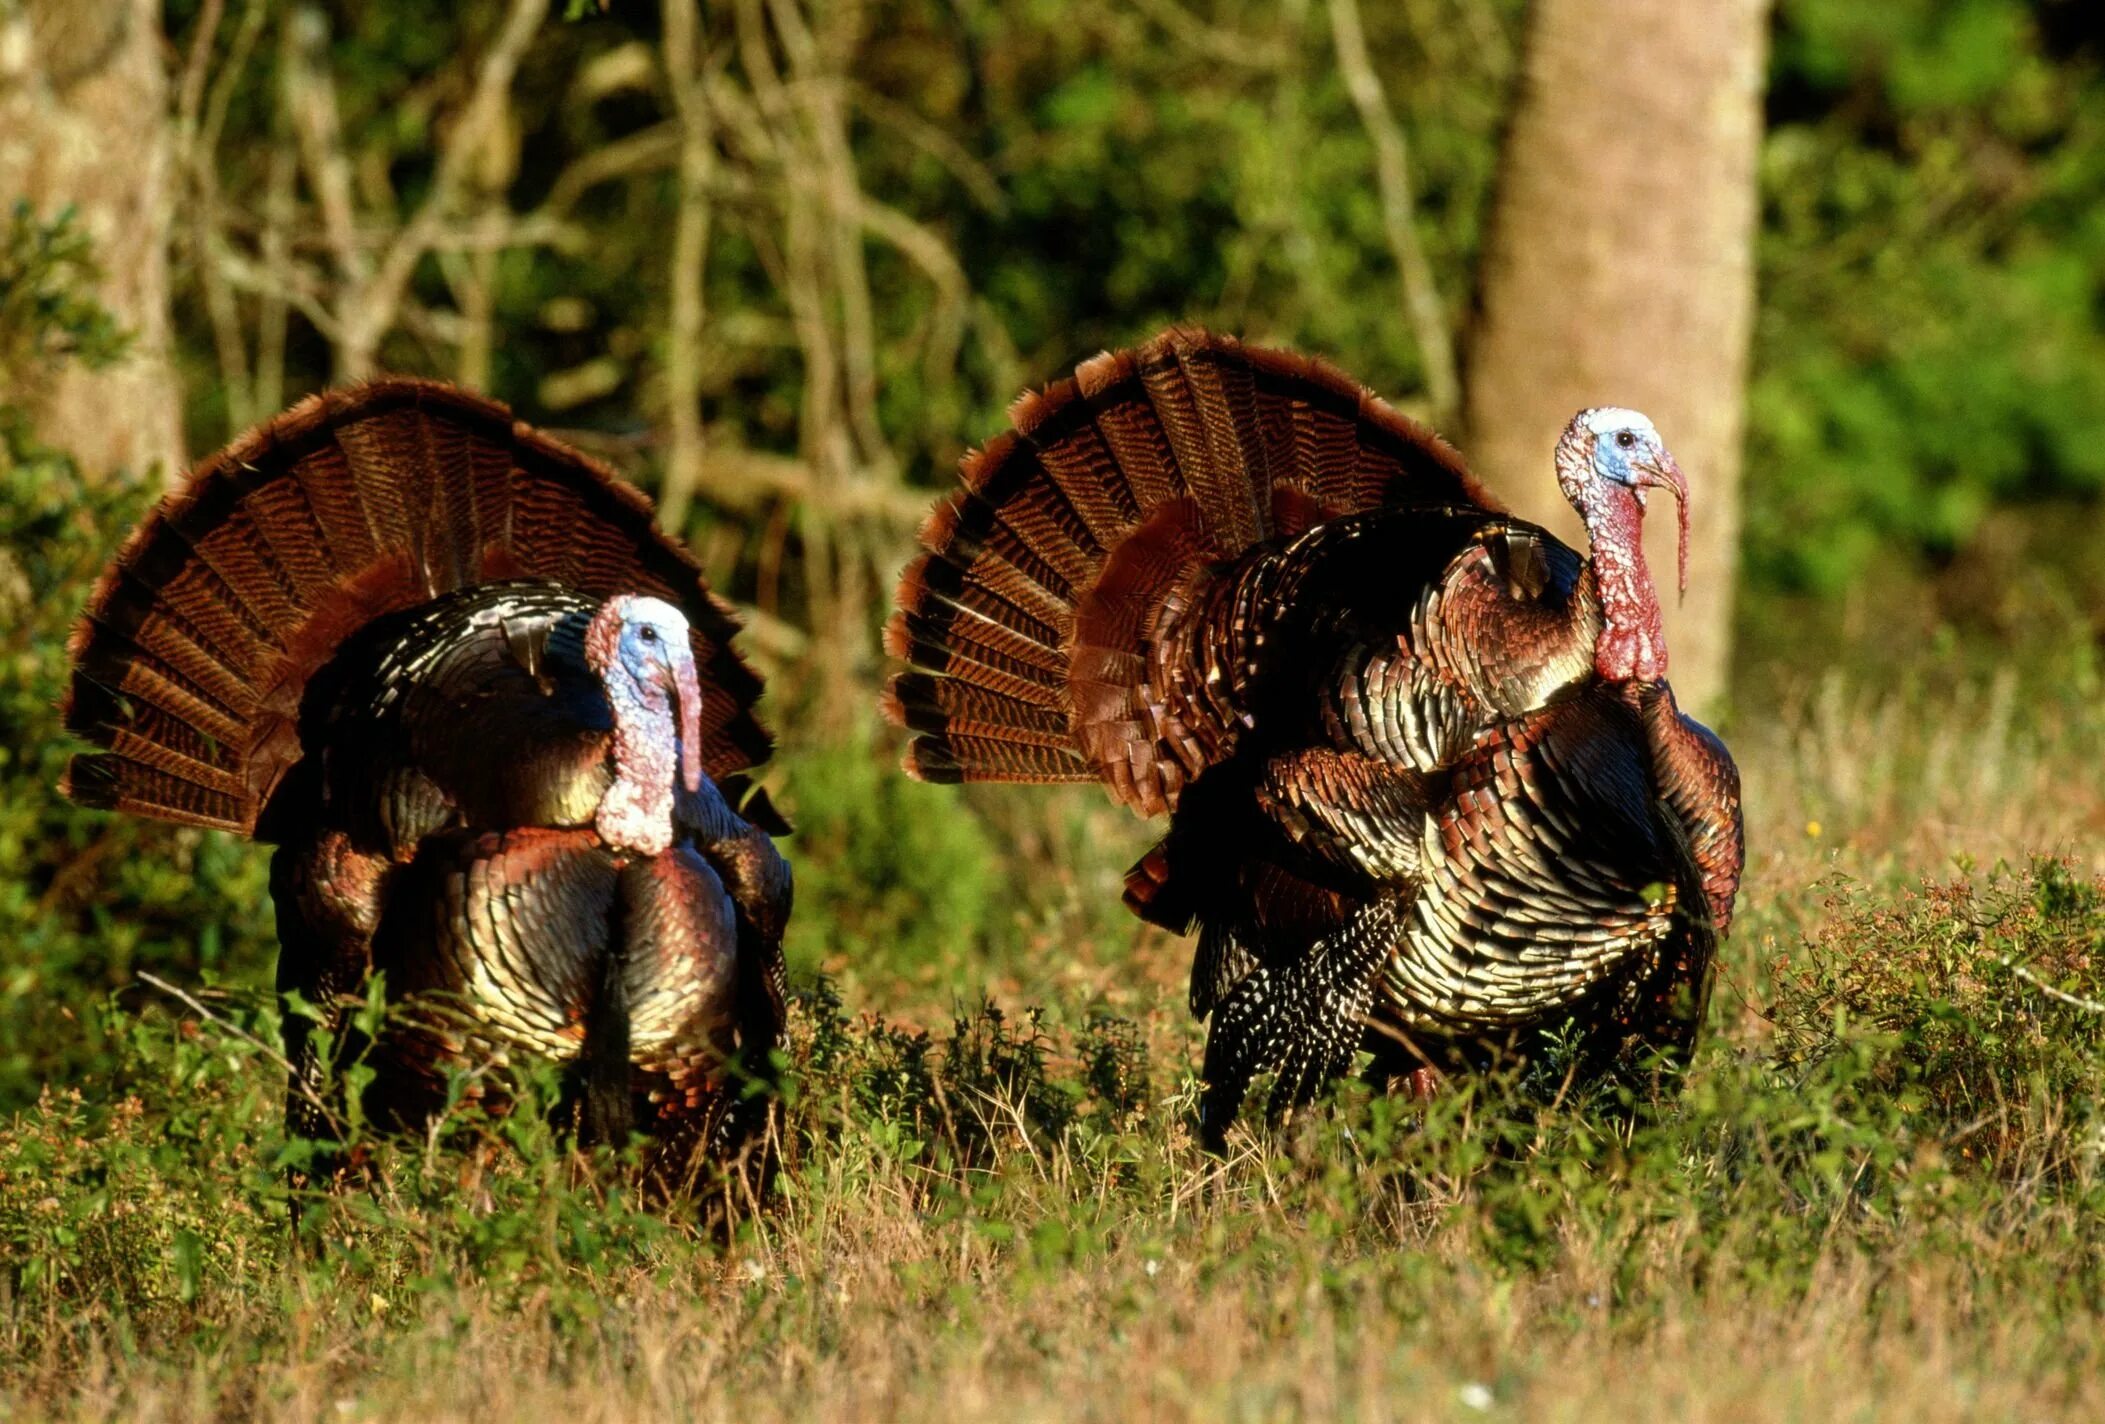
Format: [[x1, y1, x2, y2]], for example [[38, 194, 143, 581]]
[[0, 209, 277, 1111], [774, 734, 1000, 978]]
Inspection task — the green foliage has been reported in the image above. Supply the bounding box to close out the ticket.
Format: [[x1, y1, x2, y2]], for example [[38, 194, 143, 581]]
[[5, 7, 2105, 1407], [1767, 860, 2105, 1149], [927, 0, 1520, 405], [0, 993, 685, 1336], [0, 203, 129, 387], [155, 0, 2104, 638], [795, 981, 1145, 1172], [774, 734, 999, 977], [1750, 0, 2105, 595], [0, 212, 277, 1113], [5, 866, 2105, 1405]]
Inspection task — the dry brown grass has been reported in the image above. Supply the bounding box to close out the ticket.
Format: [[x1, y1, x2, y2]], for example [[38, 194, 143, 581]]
[[10, 1212, 2105, 1422], [4, 661, 2102, 1423]]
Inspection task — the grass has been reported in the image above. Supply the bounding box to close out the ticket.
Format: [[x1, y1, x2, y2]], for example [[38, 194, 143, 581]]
[[8, 168, 2103, 1420], [2, 639, 2103, 1421]]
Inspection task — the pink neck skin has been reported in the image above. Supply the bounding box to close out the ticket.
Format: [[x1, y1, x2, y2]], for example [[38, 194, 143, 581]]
[[584, 604, 679, 856], [1557, 439, 1667, 683]]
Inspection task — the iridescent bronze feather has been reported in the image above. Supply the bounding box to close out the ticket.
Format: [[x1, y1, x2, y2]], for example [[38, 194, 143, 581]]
[[63, 381, 791, 1196], [883, 328, 1743, 1145]]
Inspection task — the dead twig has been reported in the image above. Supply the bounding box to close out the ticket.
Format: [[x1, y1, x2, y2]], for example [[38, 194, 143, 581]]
[[1130, 0, 1291, 69], [350, 0, 549, 378], [1327, 0, 1458, 422], [135, 971, 335, 1119], [1996, 955, 2105, 1017], [657, 0, 719, 532], [279, 0, 550, 379]]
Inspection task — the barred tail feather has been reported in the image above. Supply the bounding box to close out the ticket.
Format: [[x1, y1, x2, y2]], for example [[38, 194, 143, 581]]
[[1196, 897, 1397, 1150], [882, 672, 1091, 785], [884, 326, 1492, 815], [65, 381, 771, 836]]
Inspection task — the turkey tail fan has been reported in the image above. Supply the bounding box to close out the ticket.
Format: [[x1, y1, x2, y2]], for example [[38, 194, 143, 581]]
[[63, 380, 771, 836], [883, 326, 1494, 816]]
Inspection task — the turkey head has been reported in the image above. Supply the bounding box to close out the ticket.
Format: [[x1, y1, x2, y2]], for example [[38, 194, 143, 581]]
[[584, 594, 708, 856]]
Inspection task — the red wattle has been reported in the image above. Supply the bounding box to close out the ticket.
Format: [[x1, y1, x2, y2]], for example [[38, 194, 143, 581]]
[[1581, 483, 1667, 683], [674, 655, 705, 794]]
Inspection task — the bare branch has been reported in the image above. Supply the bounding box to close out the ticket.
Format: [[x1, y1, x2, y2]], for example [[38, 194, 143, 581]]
[[537, 123, 680, 220], [839, 186, 968, 392], [174, 0, 250, 432], [805, 87, 895, 474], [282, 7, 370, 302], [541, 427, 929, 528], [1130, 0, 1291, 69], [200, 0, 269, 158], [700, 65, 783, 167], [727, 601, 811, 663], [657, 0, 718, 532], [698, 445, 929, 525], [174, 0, 224, 141], [195, 224, 254, 431], [135, 972, 333, 1118], [1998, 954, 2105, 1017], [213, 244, 343, 341], [694, 123, 973, 406], [1327, 0, 1459, 422], [414, 214, 589, 256], [331, 0, 551, 378], [255, 142, 295, 415], [846, 81, 1006, 215]]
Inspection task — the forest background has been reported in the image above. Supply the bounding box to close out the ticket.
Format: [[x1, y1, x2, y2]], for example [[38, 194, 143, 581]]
[[1, 1, 2103, 1418]]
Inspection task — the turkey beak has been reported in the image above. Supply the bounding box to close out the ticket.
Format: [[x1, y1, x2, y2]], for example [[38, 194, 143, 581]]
[[1637, 451, 1689, 600], [671, 650, 705, 794]]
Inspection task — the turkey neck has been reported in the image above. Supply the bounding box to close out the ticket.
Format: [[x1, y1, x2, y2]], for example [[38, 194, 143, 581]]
[[1567, 477, 1666, 684], [580, 605, 684, 857], [595, 668, 679, 854]]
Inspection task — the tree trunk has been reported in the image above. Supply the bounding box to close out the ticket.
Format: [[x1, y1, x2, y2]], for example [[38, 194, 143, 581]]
[[0, 0, 184, 482], [1462, 0, 1769, 716]]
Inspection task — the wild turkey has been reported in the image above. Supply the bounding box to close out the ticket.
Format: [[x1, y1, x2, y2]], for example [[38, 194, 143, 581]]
[[883, 328, 1741, 1144], [62, 381, 792, 1187]]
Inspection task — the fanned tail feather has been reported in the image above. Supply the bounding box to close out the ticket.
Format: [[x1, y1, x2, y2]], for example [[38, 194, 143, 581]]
[[884, 326, 1491, 815], [64, 381, 771, 836]]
